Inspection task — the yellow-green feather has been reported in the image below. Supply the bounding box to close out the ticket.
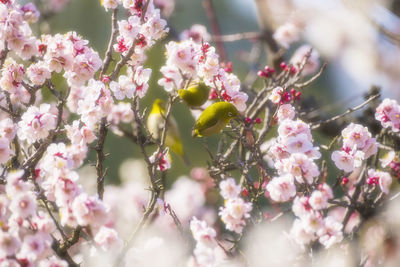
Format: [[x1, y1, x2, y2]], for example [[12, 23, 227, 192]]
[[192, 102, 239, 137]]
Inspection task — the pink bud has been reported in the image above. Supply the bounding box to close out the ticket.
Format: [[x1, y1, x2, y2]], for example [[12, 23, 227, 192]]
[[280, 62, 287, 69], [244, 117, 252, 124], [255, 117, 262, 124], [241, 188, 249, 197], [209, 89, 218, 100], [341, 177, 349, 185]]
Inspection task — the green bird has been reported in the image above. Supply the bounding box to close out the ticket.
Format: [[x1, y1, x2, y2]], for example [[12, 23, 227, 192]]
[[192, 102, 239, 137], [147, 99, 189, 165], [178, 82, 210, 107]]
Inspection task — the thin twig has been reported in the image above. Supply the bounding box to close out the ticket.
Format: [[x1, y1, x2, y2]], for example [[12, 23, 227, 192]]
[[100, 9, 119, 77], [310, 93, 380, 129]]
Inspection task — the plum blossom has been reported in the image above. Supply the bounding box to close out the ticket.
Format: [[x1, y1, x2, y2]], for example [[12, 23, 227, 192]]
[[266, 173, 296, 202], [107, 102, 134, 125], [219, 178, 241, 200], [332, 123, 377, 172], [71, 193, 109, 227], [219, 198, 252, 233], [102, 0, 121, 10], [269, 87, 284, 104], [17, 104, 57, 144], [290, 45, 320, 76], [331, 147, 364, 173], [276, 153, 320, 184], [109, 75, 136, 100], [218, 179, 252, 234], [190, 217, 227, 266], [0, 232, 21, 257], [9, 192, 37, 219], [273, 22, 301, 49], [0, 137, 13, 164], [27, 62, 51, 85], [367, 169, 392, 194], [149, 149, 171, 172], [277, 104, 296, 122], [180, 24, 211, 44], [94, 226, 123, 251], [0, 118, 17, 140], [375, 98, 400, 132], [317, 216, 343, 248]]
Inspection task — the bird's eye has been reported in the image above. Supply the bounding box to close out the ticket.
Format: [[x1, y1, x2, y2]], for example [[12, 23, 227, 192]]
[[228, 112, 233, 117]]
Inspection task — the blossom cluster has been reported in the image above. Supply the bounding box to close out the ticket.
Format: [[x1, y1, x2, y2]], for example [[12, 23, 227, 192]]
[[218, 178, 252, 234], [265, 111, 321, 202], [158, 38, 248, 112], [189, 217, 227, 267], [375, 98, 400, 132], [290, 185, 344, 249], [331, 123, 377, 173]]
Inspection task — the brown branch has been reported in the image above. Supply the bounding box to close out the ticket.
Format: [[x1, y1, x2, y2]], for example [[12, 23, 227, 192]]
[[100, 8, 119, 77], [211, 32, 262, 42], [203, 0, 227, 62], [253, 0, 283, 69], [95, 118, 108, 200], [310, 93, 380, 130]]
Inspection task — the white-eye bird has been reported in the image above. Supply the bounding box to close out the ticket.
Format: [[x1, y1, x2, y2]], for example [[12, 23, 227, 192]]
[[147, 98, 189, 165], [192, 101, 239, 137]]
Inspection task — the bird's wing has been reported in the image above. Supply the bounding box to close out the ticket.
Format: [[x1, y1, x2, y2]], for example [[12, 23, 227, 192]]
[[194, 112, 220, 133]]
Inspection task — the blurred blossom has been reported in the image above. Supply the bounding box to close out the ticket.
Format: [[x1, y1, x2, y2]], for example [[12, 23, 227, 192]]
[[180, 24, 211, 44], [243, 218, 300, 267]]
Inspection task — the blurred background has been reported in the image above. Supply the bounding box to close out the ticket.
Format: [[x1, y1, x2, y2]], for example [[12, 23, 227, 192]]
[[34, 0, 400, 184]]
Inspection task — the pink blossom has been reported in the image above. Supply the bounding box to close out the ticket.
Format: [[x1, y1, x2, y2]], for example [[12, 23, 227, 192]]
[[375, 98, 400, 132], [118, 15, 141, 41], [17, 104, 57, 144], [190, 217, 217, 248], [94, 226, 122, 251], [290, 45, 320, 76], [277, 153, 319, 184], [292, 196, 312, 218], [0, 137, 12, 164], [17, 233, 52, 261], [0, 118, 17, 140], [132, 66, 152, 98], [27, 62, 51, 86], [269, 87, 283, 104], [266, 173, 296, 202], [165, 177, 207, 224], [317, 216, 343, 248], [309, 190, 328, 210], [180, 24, 211, 44], [71, 193, 109, 227], [165, 40, 199, 76], [149, 149, 171, 172], [277, 104, 296, 121], [284, 133, 314, 154], [290, 219, 315, 246], [102, 0, 121, 10], [110, 75, 136, 100], [0, 232, 21, 257], [21, 3, 40, 23], [158, 65, 183, 92], [219, 197, 252, 234], [273, 23, 300, 49], [10, 192, 37, 219], [107, 102, 134, 125], [5, 170, 30, 196], [367, 169, 392, 194], [331, 147, 364, 173], [219, 178, 241, 200], [38, 256, 68, 267]]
